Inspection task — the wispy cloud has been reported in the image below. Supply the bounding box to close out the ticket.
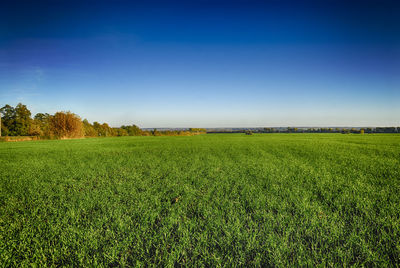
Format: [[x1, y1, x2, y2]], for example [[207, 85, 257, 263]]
[[21, 66, 45, 83], [32, 66, 44, 82], [0, 66, 45, 101]]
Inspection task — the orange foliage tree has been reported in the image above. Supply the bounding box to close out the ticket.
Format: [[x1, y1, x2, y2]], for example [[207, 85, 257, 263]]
[[49, 112, 83, 138]]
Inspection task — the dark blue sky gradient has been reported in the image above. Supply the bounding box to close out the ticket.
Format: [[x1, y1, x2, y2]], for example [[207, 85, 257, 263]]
[[1, 0, 399, 127]]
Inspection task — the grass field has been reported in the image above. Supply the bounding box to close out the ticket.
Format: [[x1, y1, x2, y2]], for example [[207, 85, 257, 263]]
[[0, 134, 399, 266]]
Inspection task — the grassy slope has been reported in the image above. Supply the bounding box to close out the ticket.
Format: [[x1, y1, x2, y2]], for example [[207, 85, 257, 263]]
[[0, 134, 399, 266]]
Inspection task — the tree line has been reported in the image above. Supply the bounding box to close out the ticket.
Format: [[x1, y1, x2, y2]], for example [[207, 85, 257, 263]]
[[263, 127, 400, 134], [0, 103, 206, 139]]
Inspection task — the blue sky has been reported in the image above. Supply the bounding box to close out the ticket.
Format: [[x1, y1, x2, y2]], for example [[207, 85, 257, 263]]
[[1, 0, 399, 127]]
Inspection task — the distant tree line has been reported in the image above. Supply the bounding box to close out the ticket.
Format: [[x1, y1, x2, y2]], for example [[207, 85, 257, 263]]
[[0, 103, 206, 139], [210, 127, 400, 134], [263, 127, 400, 134]]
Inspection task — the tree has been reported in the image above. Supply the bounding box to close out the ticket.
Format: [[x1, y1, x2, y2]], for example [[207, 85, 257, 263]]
[[151, 128, 159, 136], [29, 121, 42, 136], [114, 128, 128, 136], [34, 113, 51, 124], [82, 119, 97, 137], [49, 112, 83, 138], [0, 103, 32, 136], [0, 104, 16, 136], [33, 113, 51, 136], [121, 125, 142, 136], [14, 103, 32, 136], [188, 128, 206, 133], [92, 122, 114, 137], [93, 122, 103, 136], [101, 123, 113, 137], [1, 116, 8, 136]]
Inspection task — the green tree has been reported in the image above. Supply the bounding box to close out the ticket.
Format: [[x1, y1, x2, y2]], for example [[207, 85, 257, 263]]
[[92, 122, 102, 136], [34, 113, 51, 124], [34, 113, 51, 136], [0, 104, 16, 136], [101, 123, 113, 137], [14, 103, 32, 136], [114, 128, 128, 136], [93, 122, 113, 137], [121, 125, 142, 136], [82, 119, 97, 137], [0, 103, 33, 136]]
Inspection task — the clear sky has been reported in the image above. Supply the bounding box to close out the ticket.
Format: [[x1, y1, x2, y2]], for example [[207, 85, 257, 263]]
[[1, 0, 399, 127]]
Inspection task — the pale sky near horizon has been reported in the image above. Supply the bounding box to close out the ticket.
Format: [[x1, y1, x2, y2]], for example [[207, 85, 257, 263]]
[[1, 0, 399, 128]]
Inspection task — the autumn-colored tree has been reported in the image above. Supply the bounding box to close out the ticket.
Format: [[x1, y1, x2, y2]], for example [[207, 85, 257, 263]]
[[28, 121, 42, 136], [188, 128, 206, 133], [49, 112, 83, 138]]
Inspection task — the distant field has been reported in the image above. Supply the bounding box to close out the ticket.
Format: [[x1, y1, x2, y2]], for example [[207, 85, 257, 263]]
[[0, 134, 399, 266]]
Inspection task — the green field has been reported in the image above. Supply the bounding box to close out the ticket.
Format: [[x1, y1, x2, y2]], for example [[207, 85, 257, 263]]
[[0, 134, 399, 266]]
